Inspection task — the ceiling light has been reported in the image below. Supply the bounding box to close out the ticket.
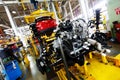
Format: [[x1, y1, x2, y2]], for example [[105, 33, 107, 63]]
[[21, 20, 24, 22], [12, 11, 17, 14]]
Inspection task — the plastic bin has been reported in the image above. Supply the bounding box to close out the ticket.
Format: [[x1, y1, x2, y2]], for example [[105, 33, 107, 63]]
[[4, 60, 22, 80]]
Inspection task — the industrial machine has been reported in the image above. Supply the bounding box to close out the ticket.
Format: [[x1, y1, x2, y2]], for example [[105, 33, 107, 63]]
[[88, 10, 107, 46], [30, 10, 111, 79]]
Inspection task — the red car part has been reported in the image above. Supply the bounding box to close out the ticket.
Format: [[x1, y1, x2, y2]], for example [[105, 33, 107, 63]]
[[36, 19, 57, 32], [115, 23, 120, 42]]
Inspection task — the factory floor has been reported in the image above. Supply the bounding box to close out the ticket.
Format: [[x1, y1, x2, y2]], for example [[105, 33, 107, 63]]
[[107, 41, 120, 56], [19, 41, 120, 80], [20, 55, 47, 80]]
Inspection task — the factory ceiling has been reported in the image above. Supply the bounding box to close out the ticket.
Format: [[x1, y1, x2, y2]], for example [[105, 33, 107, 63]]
[[0, 0, 77, 29], [0, 0, 66, 29], [0, 1, 37, 29]]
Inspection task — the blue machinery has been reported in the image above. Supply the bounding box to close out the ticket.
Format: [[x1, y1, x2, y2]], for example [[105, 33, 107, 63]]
[[0, 58, 22, 80]]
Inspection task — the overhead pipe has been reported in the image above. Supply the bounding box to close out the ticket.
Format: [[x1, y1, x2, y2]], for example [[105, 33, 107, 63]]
[[0, 24, 10, 29]]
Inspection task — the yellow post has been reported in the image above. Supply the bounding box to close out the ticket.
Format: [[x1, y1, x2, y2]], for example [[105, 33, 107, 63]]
[[54, 1, 62, 19], [101, 53, 108, 64], [28, 47, 33, 55], [21, 48, 26, 57], [30, 37, 39, 56], [89, 52, 93, 59], [60, 69, 67, 80], [74, 63, 81, 73], [21, 48, 30, 67], [44, 0, 48, 10], [75, 57, 88, 75], [24, 55, 30, 67], [83, 60, 88, 75], [56, 71, 62, 80], [83, 56, 88, 75], [20, 0, 27, 10], [59, 70, 64, 80], [114, 54, 120, 66]]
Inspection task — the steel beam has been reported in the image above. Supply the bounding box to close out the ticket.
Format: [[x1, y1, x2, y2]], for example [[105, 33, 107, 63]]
[[0, 24, 10, 29], [78, 0, 89, 22], [51, 2, 59, 24], [68, 1, 74, 19], [3, 2, 19, 36]]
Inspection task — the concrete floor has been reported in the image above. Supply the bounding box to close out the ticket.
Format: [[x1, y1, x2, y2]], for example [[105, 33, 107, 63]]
[[20, 54, 47, 80], [19, 41, 120, 80], [107, 42, 120, 56]]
